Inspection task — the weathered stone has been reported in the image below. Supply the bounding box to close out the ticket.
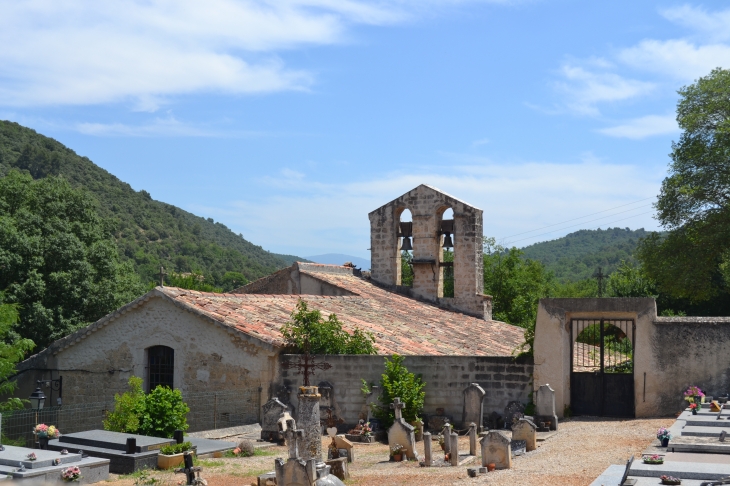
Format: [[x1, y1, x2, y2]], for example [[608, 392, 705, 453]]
[[462, 383, 485, 432], [468, 423, 477, 456], [263, 398, 290, 442], [387, 398, 419, 461], [325, 457, 349, 481], [333, 436, 354, 463], [365, 385, 380, 422], [428, 414, 452, 432], [535, 384, 558, 431], [275, 457, 316, 486], [512, 418, 537, 452], [480, 431, 511, 469], [297, 386, 322, 463], [422, 432, 432, 466], [503, 401, 525, 428], [450, 431, 459, 466]]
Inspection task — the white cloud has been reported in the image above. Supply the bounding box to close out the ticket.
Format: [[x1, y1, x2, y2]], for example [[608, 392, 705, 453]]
[[190, 157, 662, 257], [0, 0, 511, 108], [555, 64, 654, 116], [75, 115, 267, 137], [660, 5, 730, 43], [597, 114, 679, 140]]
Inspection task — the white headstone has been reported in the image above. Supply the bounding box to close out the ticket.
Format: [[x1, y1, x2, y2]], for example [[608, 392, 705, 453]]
[[387, 397, 419, 461], [462, 383, 485, 432], [512, 418, 537, 452], [480, 431, 512, 469], [535, 384, 558, 431]]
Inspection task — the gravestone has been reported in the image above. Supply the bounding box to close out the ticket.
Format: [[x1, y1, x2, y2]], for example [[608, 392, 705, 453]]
[[462, 383, 485, 432], [480, 431, 512, 469], [387, 398, 419, 461], [510, 439, 526, 456], [468, 423, 477, 456], [512, 418, 537, 452], [486, 411, 504, 430], [428, 413, 452, 432], [275, 421, 316, 486], [422, 432, 432, 466], [333, 436, 354, 463], [297, 386, 323, 463], [262, 397, 290, 442], [503, 401, 525, 428], [535, 384, 558, 432]]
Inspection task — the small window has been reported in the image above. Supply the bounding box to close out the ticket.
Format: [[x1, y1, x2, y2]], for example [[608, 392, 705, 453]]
[[148, 346, 174, 392]]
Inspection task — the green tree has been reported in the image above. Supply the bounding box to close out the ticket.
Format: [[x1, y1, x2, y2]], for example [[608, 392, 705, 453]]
[[138, 386, 190, 438], [103, 376, 145, 433], [638, 68, 730, 301], [0, 299, 35, 411], [366, 354, 425, 428], [0, 171, 144, 347], [280, 300, 376, 354], [400, 251, 413, 287], [483, 237, 555, 355], [606, 261, 657, 298]]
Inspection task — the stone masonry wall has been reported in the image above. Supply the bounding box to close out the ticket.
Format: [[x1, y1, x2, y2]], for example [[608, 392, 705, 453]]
[[276, 354, 533, 428], [368, 185, 489, 319]]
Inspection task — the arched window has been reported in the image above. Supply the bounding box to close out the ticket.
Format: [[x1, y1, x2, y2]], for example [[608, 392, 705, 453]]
[[147, 346, 174, 392], [440, 208, 455, 298], [397, 209, 414, 287]]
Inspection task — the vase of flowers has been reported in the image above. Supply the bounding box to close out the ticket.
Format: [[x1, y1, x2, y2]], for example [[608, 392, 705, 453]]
[[684, 385, 705, 406], [657, 427, 672, 447], [34, 424, 60, 450], [390, 444, 404, 462], [660, 475, 681, 485], [690, 403, 698, 415], [26, 452, 36, 461], [360, 422, 374, 443], [62, 466, 82, 482], [643, 454, 664, 464]]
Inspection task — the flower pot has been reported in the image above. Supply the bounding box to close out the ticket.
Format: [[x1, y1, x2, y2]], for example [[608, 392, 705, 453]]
[[661, 438, 670, 447], [158, 451, 195, 470], [38, 437, 49, 450], [692, 409, 698, 415], [487, 463, 496, 472], [362, 435, 374, 443], [392, 454, 403, 462], [444, 453, 450, 461]]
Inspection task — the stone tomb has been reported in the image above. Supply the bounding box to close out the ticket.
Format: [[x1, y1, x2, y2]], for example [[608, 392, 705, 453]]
[[512, 418, 537, 452], [47, 430, 234, 474], [503, 401, 525, 428], [462, 383, 485, 432], [387, 398, 419, 461], [0, 444, 109, 483], [480, 431, 512, 470], [535, 384, 558, 432], [262, 397, 290, 442], [274, 418, 345, 486]]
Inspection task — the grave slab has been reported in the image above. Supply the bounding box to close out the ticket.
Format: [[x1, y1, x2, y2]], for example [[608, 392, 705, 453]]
[[685, 416, 730, 428], [680, 425, 730, 437], [0, 446, 110, 484], [629, 460, 730, 479], [55, 430, 174, 453], [666, 436, 730, 453]]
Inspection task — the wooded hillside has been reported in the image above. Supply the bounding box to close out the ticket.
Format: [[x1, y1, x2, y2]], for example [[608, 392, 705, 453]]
[[0, 121, 302, 288]]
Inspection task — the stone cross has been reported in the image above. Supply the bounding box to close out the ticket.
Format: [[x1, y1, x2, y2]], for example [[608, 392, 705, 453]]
[[283, 423, 304, 460], [390, 398, 405, 421], [159, 266, 166, 287]]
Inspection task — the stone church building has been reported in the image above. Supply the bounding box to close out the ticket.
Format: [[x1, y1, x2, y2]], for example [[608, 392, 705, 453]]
[[11, 185, 532, 427]]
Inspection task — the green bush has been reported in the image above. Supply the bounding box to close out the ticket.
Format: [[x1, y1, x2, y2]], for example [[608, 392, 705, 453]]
[[160, 441, 193, 456], [104, 377, 189, 438], [138, 386, 190, 438], [367, 354, 425, 429]]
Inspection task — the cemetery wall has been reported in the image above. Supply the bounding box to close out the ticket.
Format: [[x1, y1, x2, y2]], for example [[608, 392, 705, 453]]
[[13, 295, 273, 419], [276, 354, 533, 427], [650, 317, 730, 416]]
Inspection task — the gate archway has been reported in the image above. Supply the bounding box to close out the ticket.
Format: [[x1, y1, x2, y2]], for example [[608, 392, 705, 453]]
[[570, 318, 635, 417]]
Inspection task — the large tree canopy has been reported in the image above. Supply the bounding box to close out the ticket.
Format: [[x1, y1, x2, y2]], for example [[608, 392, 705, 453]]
[[0, 171, 144, 347], [637, 68, 730, 301]]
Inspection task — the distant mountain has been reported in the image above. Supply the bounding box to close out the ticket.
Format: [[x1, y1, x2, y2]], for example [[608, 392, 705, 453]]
[[305, 254, 371, 270], [520, 227, 657, 283], [0, 120, 306, 289], [274, 254, 313, 266]]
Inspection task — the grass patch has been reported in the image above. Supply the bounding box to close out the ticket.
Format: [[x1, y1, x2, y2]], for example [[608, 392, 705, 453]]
[[193, 458, 225, 468], [253, 448, 276, 457]]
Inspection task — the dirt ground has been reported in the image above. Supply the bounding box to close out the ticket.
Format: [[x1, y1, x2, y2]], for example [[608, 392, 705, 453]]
[[106, 416, 672, 486]]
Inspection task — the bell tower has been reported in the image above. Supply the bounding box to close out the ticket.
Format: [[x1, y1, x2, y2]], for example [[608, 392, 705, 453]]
[[368, 184, 492, 319]]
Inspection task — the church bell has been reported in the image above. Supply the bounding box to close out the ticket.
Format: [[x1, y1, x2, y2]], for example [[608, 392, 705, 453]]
[[442, 233, 453, 249], [401, 236, 413, 251]]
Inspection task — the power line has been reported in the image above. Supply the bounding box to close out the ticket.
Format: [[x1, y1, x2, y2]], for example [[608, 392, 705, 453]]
[[503, 210, 655, 247], [499, 196, 655, 241]]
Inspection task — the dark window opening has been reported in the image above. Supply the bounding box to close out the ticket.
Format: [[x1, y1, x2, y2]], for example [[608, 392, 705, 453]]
[[148, 345, 174, 392]]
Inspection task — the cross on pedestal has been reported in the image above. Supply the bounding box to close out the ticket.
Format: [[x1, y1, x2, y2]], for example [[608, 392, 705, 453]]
[[593, 267, 606, 297], [159, 266, 167, 287], [390, 397, 406, 421], [283, 426, 304, 460], [282, 339, 331, 386]]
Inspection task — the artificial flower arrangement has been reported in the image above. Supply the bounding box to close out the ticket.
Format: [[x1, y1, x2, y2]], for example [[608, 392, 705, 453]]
[[660, 474, 681, 485], [360, 422, 373, 437], [684, 385, 705, 404], [390, 444, 404, 456], [61, 466, 82, 482], [26, 452, 36, 461], [657, 427, 672, 441], [34, 424, 60, 438], [689, 403, 698, 414], [643, 454, 664, 464]]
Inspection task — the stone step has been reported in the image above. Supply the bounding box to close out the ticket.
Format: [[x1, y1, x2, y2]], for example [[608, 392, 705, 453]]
[[630, 460, 730, 480], [680, 425, 730, 437], [667, 436, 730, 454], [684, 416, 730, 428]]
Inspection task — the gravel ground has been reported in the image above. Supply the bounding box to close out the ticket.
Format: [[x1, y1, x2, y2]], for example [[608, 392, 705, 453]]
[[105, 416, 672, 486]]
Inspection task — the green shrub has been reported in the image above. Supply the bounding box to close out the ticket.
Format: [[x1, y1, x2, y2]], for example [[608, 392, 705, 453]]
[[160, 441, 193, 455], [104, 377, 145, 433], [367, 354, 425, 429], [138, 386, 190, 438]]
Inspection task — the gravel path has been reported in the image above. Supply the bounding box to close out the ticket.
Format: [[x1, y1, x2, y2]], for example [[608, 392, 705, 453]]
[[105, 416, 672, 486]]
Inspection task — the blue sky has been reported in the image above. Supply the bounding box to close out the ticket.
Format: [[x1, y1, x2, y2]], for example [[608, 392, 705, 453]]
[[1, 1, 728, 260]]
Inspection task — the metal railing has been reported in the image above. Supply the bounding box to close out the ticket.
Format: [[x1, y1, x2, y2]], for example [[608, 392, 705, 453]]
[[1, 388, 260, 447]]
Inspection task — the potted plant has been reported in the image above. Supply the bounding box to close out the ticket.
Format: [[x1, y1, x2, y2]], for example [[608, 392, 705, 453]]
[[61, 466, 82, 482], [390, 444, 404, 462], [660, 475, 681, 485], [158, 441, 195, 469], [34, 424, 60, 450], [657, 427, 672, 447], [643, 454, 664, 464], [360, 422, 374, 443], [689, 403, 698, 415]]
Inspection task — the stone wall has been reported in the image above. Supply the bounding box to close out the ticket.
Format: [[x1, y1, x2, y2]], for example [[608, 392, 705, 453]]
[[275, 354, 533, 428], [368, 184, 490, 319], [234, 263, 356, 297], [13, 294, 274, 410]]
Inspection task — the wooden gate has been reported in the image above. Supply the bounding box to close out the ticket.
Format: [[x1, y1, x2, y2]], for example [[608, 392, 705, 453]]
[[571, 318, 635, 417]]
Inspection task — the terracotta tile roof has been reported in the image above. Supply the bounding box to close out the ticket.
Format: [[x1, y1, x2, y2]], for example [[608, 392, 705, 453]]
[[158, 272, 525, 357]]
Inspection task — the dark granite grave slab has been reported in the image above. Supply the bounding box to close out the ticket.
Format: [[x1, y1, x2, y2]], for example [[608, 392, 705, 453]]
[[57, 430, 175, 453]]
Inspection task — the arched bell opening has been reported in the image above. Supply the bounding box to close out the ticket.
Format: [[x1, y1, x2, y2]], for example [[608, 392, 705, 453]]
[[439, 207, 455, 298], [396, 208, 413, 287]]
